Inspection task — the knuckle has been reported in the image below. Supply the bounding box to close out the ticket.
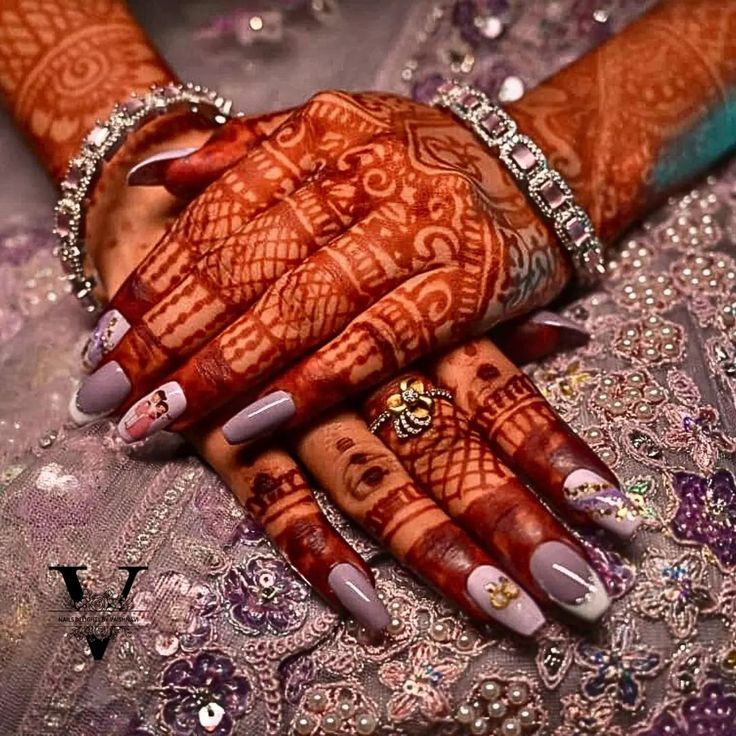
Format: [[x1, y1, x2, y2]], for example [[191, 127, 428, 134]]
[[332, 436, 406, 501]]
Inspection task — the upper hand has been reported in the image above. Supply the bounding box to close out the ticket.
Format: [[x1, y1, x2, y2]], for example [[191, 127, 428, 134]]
[[73, 90, 572, 443]]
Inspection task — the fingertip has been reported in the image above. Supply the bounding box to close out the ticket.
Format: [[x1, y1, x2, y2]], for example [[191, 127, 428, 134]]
[[327, 562, 390, 632], [127, 147, 201, 186]]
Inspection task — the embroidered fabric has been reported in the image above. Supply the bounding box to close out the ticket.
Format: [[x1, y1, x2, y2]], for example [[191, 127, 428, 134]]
[[1, 1, 735, 734]]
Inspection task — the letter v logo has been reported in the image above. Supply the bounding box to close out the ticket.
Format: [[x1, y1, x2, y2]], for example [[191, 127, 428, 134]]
[[49, 565, 147, 660]]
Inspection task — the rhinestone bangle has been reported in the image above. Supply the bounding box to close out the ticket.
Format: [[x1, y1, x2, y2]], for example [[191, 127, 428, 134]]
[[54, 83, 238, 313], [432, 81, 606, 286]]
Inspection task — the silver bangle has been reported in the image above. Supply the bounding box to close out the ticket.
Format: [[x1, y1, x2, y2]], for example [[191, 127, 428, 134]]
[[432, 81, 606, 286], [54, 83, 238, 313]]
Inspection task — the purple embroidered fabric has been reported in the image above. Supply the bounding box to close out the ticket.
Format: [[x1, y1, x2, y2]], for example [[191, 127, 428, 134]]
[[1, 1, 736, 734]]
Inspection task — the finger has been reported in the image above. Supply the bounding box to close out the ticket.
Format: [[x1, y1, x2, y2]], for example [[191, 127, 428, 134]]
[[111, 213, 439, 442], [72, 175, 361, 414], [107, 102, 347, 321], [221, 266, 465, 445], [492, 310, 589, 365], [293, 410, 546, 635], [127, 110, 294, 195], [433, 337, 642, 538], [188, 424, 390, 631], [362, 373, 610, 623]]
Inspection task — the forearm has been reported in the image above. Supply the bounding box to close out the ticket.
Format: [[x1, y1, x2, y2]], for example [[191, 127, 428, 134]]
[[511, 0, 736, 243], [0, 0, 175, 181]]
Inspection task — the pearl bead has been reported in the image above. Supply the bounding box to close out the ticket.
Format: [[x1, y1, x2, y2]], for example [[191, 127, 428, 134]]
[[487, 700, 507, 719], [322, 713, 341, 732], [455, 704, 476, 724], [457, 632, 474, 650], [518, 706, 536, 726], [480, 680, 501, 700], [430, 622, 449, 641], [305, 692, 326, 713], [294, 715, 316, 735], [501, 717, 522, 736], [338, 700, 355, 718], [387, 617, 404, 635], [470, 716, 490, 735], [355, 713, 377, 735], [506, 682, 528, 705]]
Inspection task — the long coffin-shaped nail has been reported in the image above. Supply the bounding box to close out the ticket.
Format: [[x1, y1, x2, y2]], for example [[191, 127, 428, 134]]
[[117, 381, 186, 442], [327, 563, 390, 632], [223, 390, 296, 445], [466, 566, 545, 636], [69, 361, 132, 425], [529, 541, 610, 622], [81, 309, 130, 372], [563, 469, 642, 538], [127, 147, 200, 186]]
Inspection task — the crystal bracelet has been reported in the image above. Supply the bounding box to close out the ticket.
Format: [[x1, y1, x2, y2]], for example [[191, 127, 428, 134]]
[[54, 83, 238, 313], [432, 81, 606, 286]]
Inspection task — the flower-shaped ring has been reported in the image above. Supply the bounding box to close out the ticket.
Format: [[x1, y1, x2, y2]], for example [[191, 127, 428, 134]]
[[369, 378, 453, 440]]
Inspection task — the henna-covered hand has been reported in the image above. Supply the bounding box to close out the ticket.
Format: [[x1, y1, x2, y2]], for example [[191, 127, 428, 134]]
[[71, 88, 571, 441]]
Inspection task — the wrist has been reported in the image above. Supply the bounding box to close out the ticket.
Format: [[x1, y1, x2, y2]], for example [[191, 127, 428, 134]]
[[85, 111, 214, 298]]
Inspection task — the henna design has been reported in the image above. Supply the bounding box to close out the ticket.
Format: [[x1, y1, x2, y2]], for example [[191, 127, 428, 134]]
[[362, 373, 575, 596], [432, 338, 625, 530], [0, 0, 173, 181]]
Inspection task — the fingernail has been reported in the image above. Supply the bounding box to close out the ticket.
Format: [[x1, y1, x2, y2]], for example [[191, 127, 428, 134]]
[[327, 563, 390, 632], [563, 469, 642, 538], [81, 309, 130, 372], [529, 310, 590, 348], [127, 147, 200, 186], [466, 566, 545, 636], [529, 541, 610, 622], [117, 381, 186, 442], [223, 390, 296, 445], [69, 361, 132, 425]]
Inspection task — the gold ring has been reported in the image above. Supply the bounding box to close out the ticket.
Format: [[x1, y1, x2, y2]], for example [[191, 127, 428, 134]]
[[369, 378, 453, 440]]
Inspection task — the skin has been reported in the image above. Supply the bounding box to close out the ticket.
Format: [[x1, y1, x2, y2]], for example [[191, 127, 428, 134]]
[[1, 0, 734, 626], [90, 0, 736, 437]]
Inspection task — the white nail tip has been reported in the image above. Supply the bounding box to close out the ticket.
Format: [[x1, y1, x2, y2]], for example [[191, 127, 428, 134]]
[[127, 147, 200, 185]]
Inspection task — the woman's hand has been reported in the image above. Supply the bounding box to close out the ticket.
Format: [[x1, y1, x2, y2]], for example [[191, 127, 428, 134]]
[[72, 90, 572, 443]]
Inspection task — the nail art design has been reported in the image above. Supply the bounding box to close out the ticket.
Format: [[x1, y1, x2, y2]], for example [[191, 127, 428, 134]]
[[223, 390, 296, 445], [127, 147, 200, 186], [117, 381, 186, 442], [69, 361, 132, 425], [327, 563, 390, 632], [467, 566, 545, 636], [81, 309, 130, 372], [563, 469, 642, 538], [529, 541, 610, 622]]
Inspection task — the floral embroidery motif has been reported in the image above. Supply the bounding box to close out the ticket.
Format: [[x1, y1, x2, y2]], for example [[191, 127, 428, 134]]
[[219, 555, 308, 636], [637, 679, 736, 736], [623, 476, 660, 524], [134, 572, 218, 656], [671, 470, 736, 568], [590, 370, 666, 423], [631, 552, 716, 639], [612, 315, 684, 365], [661, 404, 736, 473], [378, 642, 462, 722], [158, 650, 252, 736], [557, 694, 623, 736], [576, 618, 663, 710]]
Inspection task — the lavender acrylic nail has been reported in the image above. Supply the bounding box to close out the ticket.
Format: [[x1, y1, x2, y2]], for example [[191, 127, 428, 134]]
[[223, 390, 296, 445], [529, 540, 610, 622], [327, 563, 390, 632], [81, 309, 130, 372], [69, 361, 131, 425], [466, 565, 545, 636]]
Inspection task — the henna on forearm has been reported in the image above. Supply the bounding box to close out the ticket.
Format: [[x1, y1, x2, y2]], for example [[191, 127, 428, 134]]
[[509, 0, 736, 242], [0, 0, 174, 182]]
